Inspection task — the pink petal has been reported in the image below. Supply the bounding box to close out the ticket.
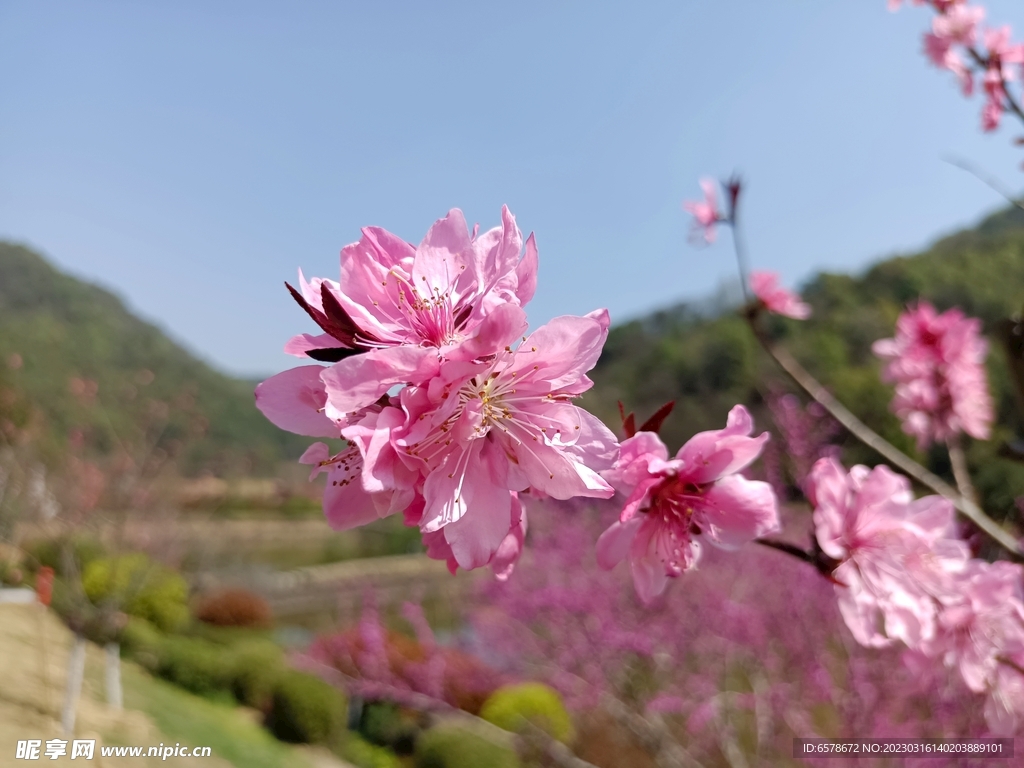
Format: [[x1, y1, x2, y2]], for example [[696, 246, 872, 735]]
[[514, 233, 539, 305], [510, 434, 614, 500], [322, 453, 385, 531], [441, 441, 514, 570], [508, 313, 609, 391], [299, 442, 331, 479], [700, 475, 780, 550], [482, 205, 524, 289], [342, 406, 416, 495], [452, 303, 528, 360], [565, 409, 621, 472], [618, 476, 661, 522], [413, 209, 475, 297], [806, 457, 851, 560], [628, 518, 673, 604], [422, 528, 459, 575], [321, 346, 439, 415], [255, 366, 340, 438], [284, 332, 348, 358], [491, 494, 527, 581], [603, 431, 670, 491], [675, 405, 768, 485], [595, 516, 643, 570]]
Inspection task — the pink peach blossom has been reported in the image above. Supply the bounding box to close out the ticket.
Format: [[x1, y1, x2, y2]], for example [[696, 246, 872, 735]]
[[344, 309, 617, 571], [285, 207, 539, 408], [923, 559, 1024, 696], [596, 405, 780, 603], [682, 178, 722, 245], [418, 493, 528, 580], [932, 3, 984, 45], [748, 270, 811, 320], [807, 457, 969, 650], [872, 301, 993, 449]]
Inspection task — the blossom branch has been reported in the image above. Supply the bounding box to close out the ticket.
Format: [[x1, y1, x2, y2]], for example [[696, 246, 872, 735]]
[[965, 45, 1024, 127], [744, 316, 1023, 557]]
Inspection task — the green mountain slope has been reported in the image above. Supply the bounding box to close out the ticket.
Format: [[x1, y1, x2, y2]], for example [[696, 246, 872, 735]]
[[0, 241, 307, 475], [586, 205, 1024, 524]]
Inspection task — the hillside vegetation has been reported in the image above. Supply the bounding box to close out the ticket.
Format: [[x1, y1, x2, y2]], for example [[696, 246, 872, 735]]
[[586, 205, 1024, 527], [0, 241, 307, 475]]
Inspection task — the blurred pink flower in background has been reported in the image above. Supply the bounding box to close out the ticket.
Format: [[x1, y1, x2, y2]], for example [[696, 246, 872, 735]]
[[895, 0, 1024, 131], [596, 405, 779, 602], [749, 270, 812, 319], [808, 456, 1024, 733], [807, 457, 969, 650], [682, 178, 721, 244], [925, 559, 1024, 688], [872, 301, 993, 449], [932, 3, 984, 45]]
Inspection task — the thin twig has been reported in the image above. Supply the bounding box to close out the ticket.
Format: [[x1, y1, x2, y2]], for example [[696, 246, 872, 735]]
[[754, 538, 813, 564], [728, 213, 751, 304], [944, 156, 1024, 213], [754, 538, 843, 583]]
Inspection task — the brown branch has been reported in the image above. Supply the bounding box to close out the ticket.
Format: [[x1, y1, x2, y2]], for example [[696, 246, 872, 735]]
[[748, 320, 1023, 558], [947, 436, 979, 508], [965, 46, 1024, 127], [998, 655, 1024, 677]]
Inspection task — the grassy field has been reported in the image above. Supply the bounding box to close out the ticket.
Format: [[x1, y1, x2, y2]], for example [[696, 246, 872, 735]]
[[0, 602, 348, 768]]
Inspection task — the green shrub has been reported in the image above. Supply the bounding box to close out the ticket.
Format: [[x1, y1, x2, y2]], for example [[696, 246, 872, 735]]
[[119, 617, 163, 670], [265, 670, 345, 745], [27, 535, 105, 577], [155, 635, 232, 698], [229, 639, 285, 710], [415, 724, 519, 768], [340, 733, 404, 768], [82, 554, 188, 633], [479, 683, 573, 743], [360, 701, 420, 754]]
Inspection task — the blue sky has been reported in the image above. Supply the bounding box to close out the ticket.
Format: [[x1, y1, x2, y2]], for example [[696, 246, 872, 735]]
[[2, 1, 1024, 377]]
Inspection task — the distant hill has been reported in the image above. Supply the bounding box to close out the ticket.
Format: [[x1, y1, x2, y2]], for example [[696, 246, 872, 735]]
[[0, 241, 308, 475], [586, 204, 1024, 524]]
